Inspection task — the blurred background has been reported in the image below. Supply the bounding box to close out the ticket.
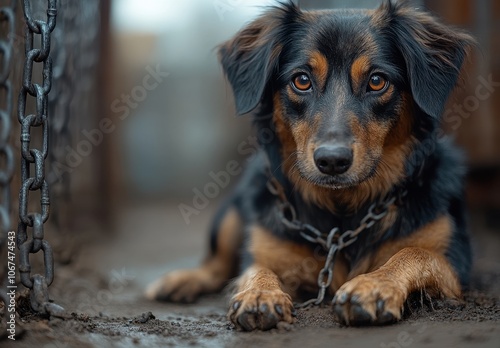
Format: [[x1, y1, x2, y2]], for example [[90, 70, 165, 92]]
[[2, 0, 499, 325]]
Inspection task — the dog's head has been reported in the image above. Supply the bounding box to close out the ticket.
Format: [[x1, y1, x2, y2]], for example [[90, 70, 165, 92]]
[[219, 1, 474, 199]]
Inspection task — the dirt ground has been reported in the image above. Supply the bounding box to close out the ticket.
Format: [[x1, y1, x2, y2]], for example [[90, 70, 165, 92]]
[[2, 201, 500, 348]]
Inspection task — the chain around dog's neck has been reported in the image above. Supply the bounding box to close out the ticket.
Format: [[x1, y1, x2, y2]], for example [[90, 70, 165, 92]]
[[265, 167, 407, 308]]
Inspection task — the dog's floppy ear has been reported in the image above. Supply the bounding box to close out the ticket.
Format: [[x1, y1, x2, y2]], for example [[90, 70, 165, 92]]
[[376, 0, 475, 119], [219, 3, 299, 115]]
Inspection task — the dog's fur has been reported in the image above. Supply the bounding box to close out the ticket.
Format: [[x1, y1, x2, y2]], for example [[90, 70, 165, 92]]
[[146, 0, 475, 330]]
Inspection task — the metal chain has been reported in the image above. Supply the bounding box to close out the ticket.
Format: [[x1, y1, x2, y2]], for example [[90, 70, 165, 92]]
[[267, 174, 406, 308], [0, 0, 17, 322], [17, 0, 64, 317]]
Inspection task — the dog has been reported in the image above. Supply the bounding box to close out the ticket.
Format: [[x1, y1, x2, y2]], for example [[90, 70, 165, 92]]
[[146, 0, 475, 330]]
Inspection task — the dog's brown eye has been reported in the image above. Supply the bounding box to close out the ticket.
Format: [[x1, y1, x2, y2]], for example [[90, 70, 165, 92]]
[[368, 75, 388, 92], [292, 74, 312, 91]]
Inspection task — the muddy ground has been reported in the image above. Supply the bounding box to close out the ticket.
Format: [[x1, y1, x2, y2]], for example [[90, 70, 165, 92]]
[[2, 202, 500, 348]]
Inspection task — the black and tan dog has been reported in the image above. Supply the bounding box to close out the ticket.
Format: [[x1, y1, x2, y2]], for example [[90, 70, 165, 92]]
[[146, 0, 475, 330]]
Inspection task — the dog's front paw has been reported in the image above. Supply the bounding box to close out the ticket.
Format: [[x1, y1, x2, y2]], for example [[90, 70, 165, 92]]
[[228, 289, 295, 331], [332, 273, 407, 326]]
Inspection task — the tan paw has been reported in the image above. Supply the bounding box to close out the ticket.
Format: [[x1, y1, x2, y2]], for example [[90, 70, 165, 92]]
[[145, 269, 217, 303], [332, 273, 406, 326], [228, 289, 295, 331]]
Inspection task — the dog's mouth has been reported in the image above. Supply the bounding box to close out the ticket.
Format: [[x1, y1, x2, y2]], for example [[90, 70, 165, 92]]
[[296, 162, 378, 190], [305, 174, 360, 190], [315, 177, 358, 189]]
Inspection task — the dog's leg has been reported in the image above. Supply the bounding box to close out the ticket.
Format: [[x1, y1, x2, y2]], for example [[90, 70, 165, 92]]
[[333, 216, 461, 325], [145, 207, 242, 303], [333, 247, 460, 325], [227, 223, 328, 331], [227, 265, 295, 331]]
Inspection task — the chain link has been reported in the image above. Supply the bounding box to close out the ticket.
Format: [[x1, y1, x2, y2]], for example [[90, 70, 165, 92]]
[[17, 0, 64, 317], [267, 174, 406, 308]]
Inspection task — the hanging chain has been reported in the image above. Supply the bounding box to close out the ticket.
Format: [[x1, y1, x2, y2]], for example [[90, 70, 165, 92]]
[[17, 0, 64, 316], [267, 173, 406, 308]]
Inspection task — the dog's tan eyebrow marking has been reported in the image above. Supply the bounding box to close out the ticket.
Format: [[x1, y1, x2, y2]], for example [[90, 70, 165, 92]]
[[309, 51, 329, 90], [351, 55, 371, 92]]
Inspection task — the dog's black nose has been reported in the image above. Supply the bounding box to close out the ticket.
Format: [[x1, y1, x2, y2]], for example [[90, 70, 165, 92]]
[[314, 146, 353, 175]]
